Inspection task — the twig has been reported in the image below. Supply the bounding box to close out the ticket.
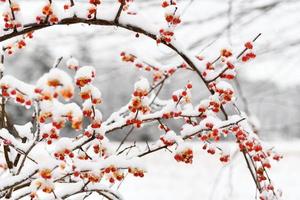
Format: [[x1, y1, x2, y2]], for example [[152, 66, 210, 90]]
[[207, 33, 262, 83], [52, 56, 63, 68], [116, 126, 135, 153], [117, 142, 136, 155], [138, 118, 246, 157], [114, 0, 125, 24]]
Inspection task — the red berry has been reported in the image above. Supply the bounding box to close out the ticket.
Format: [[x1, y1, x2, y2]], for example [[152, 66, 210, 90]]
[[172, 95, 178, 102], [242, 56, 249, 62], [245, 42, 253, 49], [25, 100, 32, 106], [74, 171, 80, 177], [10, 89, 16, 95], [226, 62, 235, 69], [64, 4, 69, 10], [109, 177, 115, 183], [162, 1, 169, 7], [247, 52, 256, 58]]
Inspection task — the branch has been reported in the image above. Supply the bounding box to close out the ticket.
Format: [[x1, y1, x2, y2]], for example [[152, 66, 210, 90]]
[[52, 56, 63, 68], [0, 14, 267, 193], [60, 185, 122, 200], [138, 117, 246, 157], [114, 0, 125, 24], [0, 168, 38, 193], [207, 33, 262, 83], [116, 126, 135, 153]]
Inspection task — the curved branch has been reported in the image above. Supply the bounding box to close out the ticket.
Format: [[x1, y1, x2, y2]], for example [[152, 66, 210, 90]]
[[0, 14, 264, 193], [0, 16, 225, 119]]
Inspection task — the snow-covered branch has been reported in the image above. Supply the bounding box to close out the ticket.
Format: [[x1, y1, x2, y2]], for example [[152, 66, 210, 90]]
[[0, 1, 282, 199]]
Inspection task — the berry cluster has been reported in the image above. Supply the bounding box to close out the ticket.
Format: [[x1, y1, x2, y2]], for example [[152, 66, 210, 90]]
[[230, 125, 282, 197], [92, 143, 107, 156], [120, 51, 187, 84], [160, 130, 177, 146], [219, 154, 230, 163], [41, 127, 59, 145], [157, 0, 181, 43], [118, 0, 135, 14], [54, 148, 74, 160], [126, 118, 143, 128], [36, 4, 58, 24], [120, 52, 135, 63], [200, 128, 221, 142], [102, 165, 125, 183], [174, 147, 193, 164], [219, 48, 236, 80], [87, 6, 97, 19], [39, 168, 52, 180], [79, 171, 102, 183], [172, 83, 193, 105], [36, 68, 74, 101], [0, 81, 32, 108], [162, 111, 181, 119], [2, 2, 21, 30], [242, 42, 256, 62], [31, 180, 54, 195], [157, 28, 174, 43], [215, 81, 235, 104], [75, 66, 96, 87], [202, 143, 216, 155], [128, 78, 150, 114], [128, 167, 145, 177], [201, 48, 236, 80]]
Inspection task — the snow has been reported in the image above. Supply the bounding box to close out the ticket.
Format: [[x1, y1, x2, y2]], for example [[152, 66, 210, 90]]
[[134, 77, 150, 92], [75, 66, 96, 82], [0, 166, 38, 191], [0, 63, 4, 72], [119, 10, 158, 36], [0, 1, 297, 199], [14, 122, 33, 140], [0, 75, 36, 98], [0, 128, 31, 152], [118, 141, 300, 200], [216, 81, 234, 92], [93, 109, 103, 122], [73, 155, 145, 172], [66, 57, 79, 70]]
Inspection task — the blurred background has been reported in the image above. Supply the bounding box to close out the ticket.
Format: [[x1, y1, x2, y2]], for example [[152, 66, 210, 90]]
[[1, 0, 300, 199]]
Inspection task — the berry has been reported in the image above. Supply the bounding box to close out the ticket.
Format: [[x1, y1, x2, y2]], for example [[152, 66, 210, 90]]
[[245, 41, 253, 49], [172, 95, 178, 102], [186, 83, 192, 89], [162, 1, 169, 7]]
